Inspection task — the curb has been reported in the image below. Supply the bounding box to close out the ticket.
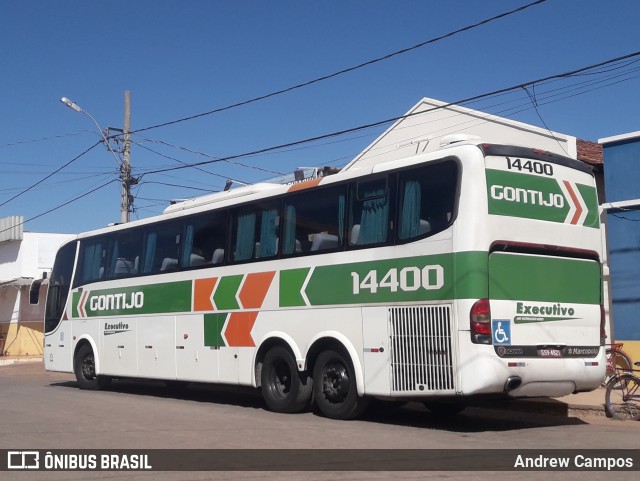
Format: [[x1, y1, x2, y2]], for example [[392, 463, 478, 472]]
[[476, 396, 606, 418], [0, 356, 44, 367], [566, 403, 606, 417]]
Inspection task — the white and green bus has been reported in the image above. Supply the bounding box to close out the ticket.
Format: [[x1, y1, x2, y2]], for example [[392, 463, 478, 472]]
[[44, 140, 605, 419]]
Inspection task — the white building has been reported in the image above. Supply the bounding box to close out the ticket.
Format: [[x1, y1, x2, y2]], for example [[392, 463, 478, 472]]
[[0, 216, 74, 356], [343, 97, 597, 172]]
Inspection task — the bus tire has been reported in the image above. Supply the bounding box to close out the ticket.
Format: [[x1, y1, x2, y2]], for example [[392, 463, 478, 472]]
[[73, 344, 111, 390], [313, 349, 369, 420], [261, 346, 312, 413]]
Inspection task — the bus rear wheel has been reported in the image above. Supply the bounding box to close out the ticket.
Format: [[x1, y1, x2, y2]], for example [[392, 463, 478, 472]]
[[261, 346, 312, 413], [313, 349, 369, 420], [73, 344, 111, 390]]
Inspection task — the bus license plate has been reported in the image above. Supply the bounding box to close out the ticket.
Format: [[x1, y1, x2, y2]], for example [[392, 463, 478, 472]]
[[538, 348, 562, 358]]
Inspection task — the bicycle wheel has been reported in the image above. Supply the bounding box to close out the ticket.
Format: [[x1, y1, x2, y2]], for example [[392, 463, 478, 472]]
[[602, 348, 634, 387], [604, 373, 640, 420]]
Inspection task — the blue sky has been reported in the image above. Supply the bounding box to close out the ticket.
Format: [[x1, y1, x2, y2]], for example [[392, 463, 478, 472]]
[[1, 0, 639, 233]]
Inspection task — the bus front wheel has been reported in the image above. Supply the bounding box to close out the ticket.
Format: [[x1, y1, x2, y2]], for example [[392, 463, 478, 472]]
[[261, 346, 312, 413], [313, 349, 369, 420], [73, 344, 111, 390]]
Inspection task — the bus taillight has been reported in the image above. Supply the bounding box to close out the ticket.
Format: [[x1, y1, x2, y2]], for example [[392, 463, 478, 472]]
[[471, 299, 492, 344]]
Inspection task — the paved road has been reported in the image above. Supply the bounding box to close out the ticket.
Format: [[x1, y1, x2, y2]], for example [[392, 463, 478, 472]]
[[1, 362, 638, 480]]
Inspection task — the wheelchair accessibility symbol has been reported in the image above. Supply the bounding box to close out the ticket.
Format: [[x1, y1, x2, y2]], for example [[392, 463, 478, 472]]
[[492, 319, 511, 345]]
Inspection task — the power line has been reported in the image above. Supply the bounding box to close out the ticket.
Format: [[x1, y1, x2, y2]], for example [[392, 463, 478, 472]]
[[0, 140, 102, 208], [132, 0, 548, 134], [138, 50, 640, 177], [0, 179, 118, 236], [137, 181, 218, 193], [8, 51, 639, 233], [135, 137, 285, 176], [344, 64, 640, 165], [0, 130, 96, 149]]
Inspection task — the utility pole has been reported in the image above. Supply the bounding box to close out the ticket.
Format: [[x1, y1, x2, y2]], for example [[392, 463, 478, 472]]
[[121, 90, 132, 223], [61, 93, 135, 224]]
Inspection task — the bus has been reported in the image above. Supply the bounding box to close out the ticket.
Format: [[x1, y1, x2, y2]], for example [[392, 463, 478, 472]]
[[44, 140, 605, 419]]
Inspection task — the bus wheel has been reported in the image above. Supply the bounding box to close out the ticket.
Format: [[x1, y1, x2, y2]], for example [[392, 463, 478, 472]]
[[261, 346, 312, 413], [73, 344, 111, 390], [313, 349, 369, 420]]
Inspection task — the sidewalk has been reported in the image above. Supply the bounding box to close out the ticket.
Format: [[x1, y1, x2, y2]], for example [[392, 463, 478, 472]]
[[554, 387, 608, 416], [0, 355, 43, 367], [495, 388, 608, 418]]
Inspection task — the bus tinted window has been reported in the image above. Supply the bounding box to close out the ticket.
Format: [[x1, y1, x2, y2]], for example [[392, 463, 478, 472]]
[[282, 185, 346, 255], [349, 177, 392, 246], [142, 221, 182, 274], [45, 241, 76, 332], [184, 210, 228, 267], [77, 237, 108, 285], [231, 201, 280, 262], [398, 160, 458, 241], [106, 229, 143, 279]]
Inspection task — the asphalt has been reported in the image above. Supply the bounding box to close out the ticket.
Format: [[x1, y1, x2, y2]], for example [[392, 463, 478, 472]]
[[0, 355, 609, 418]]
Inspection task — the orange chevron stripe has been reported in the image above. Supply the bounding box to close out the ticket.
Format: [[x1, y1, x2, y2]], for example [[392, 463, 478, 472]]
[[563, 180, 583, 225], [78, 290, 89, 317], [225, 311, 258, 347], [194, 277, 218, 311], [239, 271, 275, 309]]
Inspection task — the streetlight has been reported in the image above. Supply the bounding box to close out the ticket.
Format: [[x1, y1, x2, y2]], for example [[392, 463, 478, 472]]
[[60, 95, 133, 223]]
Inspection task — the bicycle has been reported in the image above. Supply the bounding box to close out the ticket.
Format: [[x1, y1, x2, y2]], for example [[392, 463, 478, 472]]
[[604, 362, 640, 420], [602, 343, 633, 387]]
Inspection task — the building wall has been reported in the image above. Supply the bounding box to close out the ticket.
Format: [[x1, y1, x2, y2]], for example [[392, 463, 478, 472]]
[[344, 97, 578, 172], [0, 231, 75, 356], [600, 133, 640, 362]]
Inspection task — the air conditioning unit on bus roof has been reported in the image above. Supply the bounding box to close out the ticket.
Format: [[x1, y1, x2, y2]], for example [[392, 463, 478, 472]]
[[439, 134, 481, 148]]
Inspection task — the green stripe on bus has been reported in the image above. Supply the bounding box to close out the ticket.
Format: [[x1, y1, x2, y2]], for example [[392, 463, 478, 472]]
[[454, 251, 489, 299], [279, 268, 311, 307], [277, 252, 489, 307], [76, 281, 192, 317], [486, 169, 569, 224], [213, 275, 243, 310], [489, 253, 600, 304], [204, 313, 228, 347], [577, 183, 600, 228], [486, 169, 599, 229]]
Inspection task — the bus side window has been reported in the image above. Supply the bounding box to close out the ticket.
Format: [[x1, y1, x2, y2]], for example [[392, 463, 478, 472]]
[[398, 160, 458, 241], [76, 239, 107, 286], [231, 202, 279, 262], [349, 177, 392, 246], [141, 221, 182, 274], [107, 230, 143, 279], [282, 185, 347, 256], [184, 210, 228, 268]]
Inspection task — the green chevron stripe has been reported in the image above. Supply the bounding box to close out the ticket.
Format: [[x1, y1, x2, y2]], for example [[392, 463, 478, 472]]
[[213, 275, 243, 310], [204, 313, 228, 347], [279, 268, 311, 307]]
